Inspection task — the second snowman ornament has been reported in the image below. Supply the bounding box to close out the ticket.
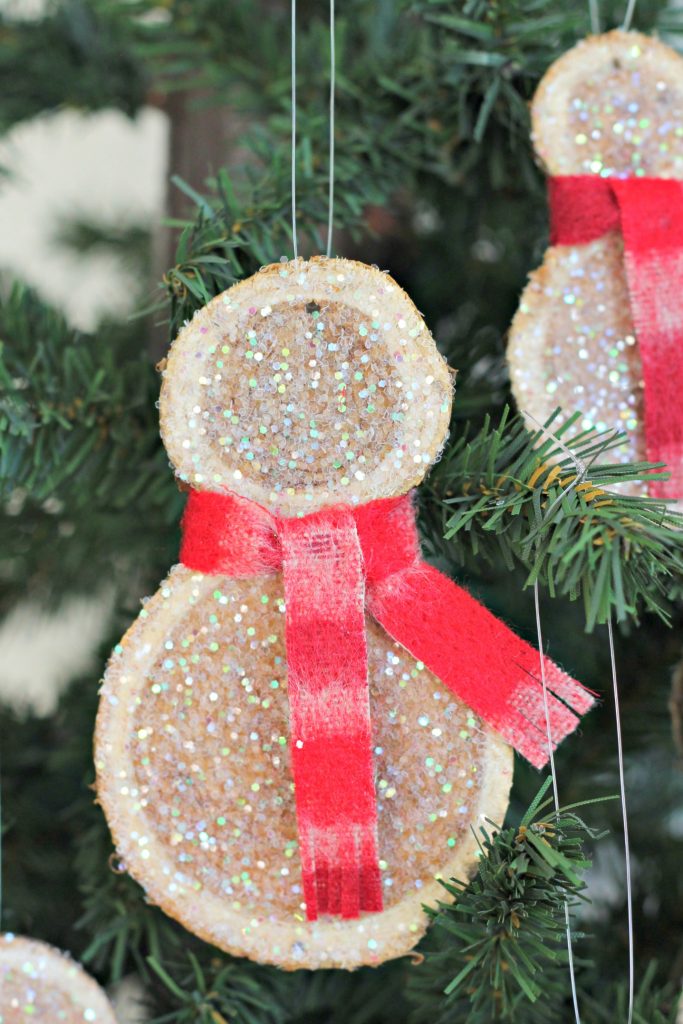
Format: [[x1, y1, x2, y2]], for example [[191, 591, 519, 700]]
[[508, 30, 683, 499], [95, 257, 593, 969]]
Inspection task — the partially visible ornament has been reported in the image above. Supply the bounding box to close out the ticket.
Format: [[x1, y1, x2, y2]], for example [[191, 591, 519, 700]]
[[0, 934, 116, 1023], [508, 30, 683, 498], [95, 256, 591, 970]]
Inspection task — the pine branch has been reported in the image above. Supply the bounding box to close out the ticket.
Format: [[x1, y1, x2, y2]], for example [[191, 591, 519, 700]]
[[0, 281, 167, 511], [0, 0, 147, 133], [75, 817, 185, 984], [409, 783, 681, 1024], [3, 0, 681, 314], [150, 0, 590, 337], [146, 953, 290, 1024], [407, 778, 602, 1024], [141, 0, 584, 194], [579, 961, 680, 1023], [421, 408, 683, 628], [161, 160, 387, 338], [5, 0, 677, 152], [0, 282, 181, 609]]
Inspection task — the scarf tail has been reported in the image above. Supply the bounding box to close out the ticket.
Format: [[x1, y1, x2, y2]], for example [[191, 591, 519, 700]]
[[548, 175, 683, 500], [279, 510, 383, 920], [368, 563, 596, 770], [612, 179, 683, 500]]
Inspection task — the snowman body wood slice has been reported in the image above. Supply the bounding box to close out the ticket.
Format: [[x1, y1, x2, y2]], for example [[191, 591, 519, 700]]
[[508, 30, 683, 497], [96, 257, 593, 970], [0, 934, 116, 1023]]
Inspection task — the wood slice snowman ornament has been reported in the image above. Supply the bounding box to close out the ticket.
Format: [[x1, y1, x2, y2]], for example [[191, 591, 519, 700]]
[[508, 30, 683, 499], [95, 256, 593, 970], [0, 934, 117, 1023]]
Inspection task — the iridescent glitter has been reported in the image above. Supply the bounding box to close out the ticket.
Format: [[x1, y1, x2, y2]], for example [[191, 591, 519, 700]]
[[532, 30, 683, 178], [0, 935, 116, 1024], [96, 256, 512, 969], [160, 257, 453, 515], [509, 237, 645, 484], [510, 31, 683, 493], [95, 569, 512, 969]]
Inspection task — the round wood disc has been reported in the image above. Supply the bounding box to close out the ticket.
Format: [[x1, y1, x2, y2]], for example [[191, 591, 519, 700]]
[[95, 567, 513, 970], [531, 30, 683, 178], [0, 934, 116, 1024], [160, 256, 453, 517], [509, 30, 683, 493], [508, 235, 646, 493]]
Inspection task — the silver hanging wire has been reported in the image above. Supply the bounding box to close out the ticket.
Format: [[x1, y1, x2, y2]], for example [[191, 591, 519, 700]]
[[588, 0, 638, 35], [575, 12, 637, 1008], [291, 0, 298, 259], [527, 411, 588, 1024], [291, 1, 336, 259], [608, 615, 635, 1024], [326, 0, 336, 257], [534, 580, 583, 1024], [622, 0, 638, 32], [525, 412, 635, 1023]]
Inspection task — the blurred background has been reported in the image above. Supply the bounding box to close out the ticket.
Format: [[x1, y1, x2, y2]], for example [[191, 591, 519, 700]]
[[1, 2, 683, 1022]]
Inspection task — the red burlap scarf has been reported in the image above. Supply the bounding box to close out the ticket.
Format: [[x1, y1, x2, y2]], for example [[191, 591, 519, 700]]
[[181, 489, 594, 919], [549, 175, 683, 499]]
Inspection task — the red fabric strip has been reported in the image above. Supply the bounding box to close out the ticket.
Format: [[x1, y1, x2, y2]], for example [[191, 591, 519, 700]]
[[548, 176, 620, 245], [612, 180, 683, 498], [180, 489, 595, 915], [179, 488, 280, 576], [367, 562, 592, 770], [549, 175, 683, 499], [278, 510, 382, 920], [359, 497, 595, 770], [182, 489, 594, 763]]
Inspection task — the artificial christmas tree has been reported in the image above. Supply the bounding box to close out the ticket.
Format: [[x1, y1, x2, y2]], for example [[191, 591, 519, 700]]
[[508, 28, 683, 498], [1, 2, 683, 1022]]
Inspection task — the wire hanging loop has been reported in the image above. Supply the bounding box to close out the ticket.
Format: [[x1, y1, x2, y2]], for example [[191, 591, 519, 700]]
[[527, 411, 589, 1024], [586, 2, 638, 46], [326, 0, 336, 257], [608, 615, 635, 1024], [290, 0, 298, 260], [622, 0, 638, 32], [533, 579, 583, 1024], [525, 411, 635, 1024], [290, 0, 336, 261]]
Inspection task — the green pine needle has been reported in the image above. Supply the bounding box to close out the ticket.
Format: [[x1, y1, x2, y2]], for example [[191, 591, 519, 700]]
[[422, 408, 683, 628], [408, 781, 601, 1023]]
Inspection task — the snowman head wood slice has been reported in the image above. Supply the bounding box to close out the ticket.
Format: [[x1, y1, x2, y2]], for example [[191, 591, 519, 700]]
[[508, 30, 683, 498], [0, 934, 117, 1023], [95, 256, 515, 969], [160, 256, 454, 513]]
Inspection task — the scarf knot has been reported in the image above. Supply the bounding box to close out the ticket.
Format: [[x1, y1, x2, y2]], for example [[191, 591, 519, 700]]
[[180, 488, 595, 920]]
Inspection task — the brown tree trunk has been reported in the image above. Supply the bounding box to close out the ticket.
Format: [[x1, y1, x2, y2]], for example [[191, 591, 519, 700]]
[[150, 89, 249, 355]]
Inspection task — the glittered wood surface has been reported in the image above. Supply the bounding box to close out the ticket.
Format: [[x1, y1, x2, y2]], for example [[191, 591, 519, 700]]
[[96, 568, 513, 969], [97, 256, 512, 969], [0, 935, 116, 1024], [160, 256, 453, 517], [508, 234, 645, 491], [509, 31, 683, 494]]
